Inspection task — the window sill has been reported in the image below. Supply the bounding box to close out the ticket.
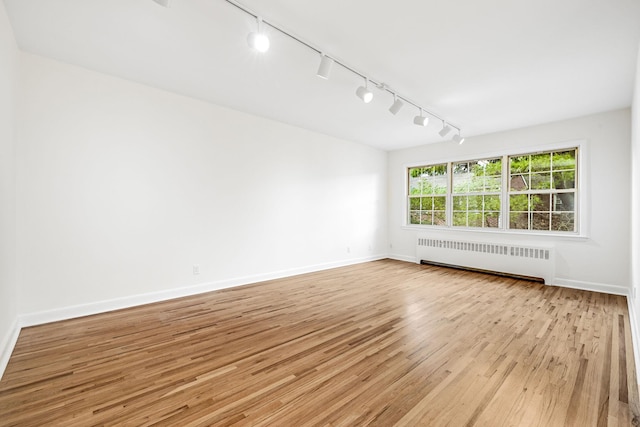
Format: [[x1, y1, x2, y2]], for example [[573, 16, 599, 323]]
[[401, 224, 589, 241]]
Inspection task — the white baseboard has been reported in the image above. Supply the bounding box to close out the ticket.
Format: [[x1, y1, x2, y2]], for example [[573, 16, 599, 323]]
[[19, 255, 387, 328], [552, 278, 629, 296], [0, 317, 21, 380], [627, 294, 640, 389], [388, 253, 417, 263]]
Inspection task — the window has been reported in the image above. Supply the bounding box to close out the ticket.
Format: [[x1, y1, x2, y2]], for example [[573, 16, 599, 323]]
[[508, 149, 576, 232], [408, 164, 447, 226], [406, 147, 579, 234], [452, 158, 502, 228]]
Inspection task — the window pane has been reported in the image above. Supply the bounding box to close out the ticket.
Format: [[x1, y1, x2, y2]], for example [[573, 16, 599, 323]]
[[420, 211, 432, 225], [510, 156, 530, 174], [453, 195, 466, 210], [468, 195, 482, 211], [432, 181, 447, 194], [454, 158, 501, 195], [468, 212, 483, 227], [510, 174, 529, 191], [485, 175, 501, 191], [423, 181, 435, 195], [510, 212, 529, 229], [468, 175, 484, 192], [420, 197, 432, 210], [453, 211, 467, 227], [408, 168, 424, 194], [452, 162, 469, 194], [409, 197, 420, 210], [408, 179, 421, 195], [531, 194, 550, 211], [431, 164, 447, 176], [409, 211, 420, 224], [433, 196, 446, 211], [484, 212, 500, 228], [510, 194, 528, 212], [434, 211, 446, 226], [532, 212, 550, 231], [553, 150, 576, 169], [530, 173, 551, 190], [408, 164, 447, 196], [484, 195, 501, 211], [484, 158, 502, 177], [453, 162, 469, 174], [551, 213, 575, 231], [531, 153, 551, 172], [552, 171, 575, 189], [554, 193, 574, 212]]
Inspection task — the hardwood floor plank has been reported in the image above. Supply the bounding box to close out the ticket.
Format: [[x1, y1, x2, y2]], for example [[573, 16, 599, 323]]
[[0, 259, 638, 426]]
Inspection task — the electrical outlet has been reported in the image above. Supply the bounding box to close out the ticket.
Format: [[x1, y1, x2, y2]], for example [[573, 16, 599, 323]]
[[193, 265, 200, 275]]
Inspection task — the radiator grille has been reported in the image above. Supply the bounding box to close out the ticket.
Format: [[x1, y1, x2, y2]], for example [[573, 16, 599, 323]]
[[417, 238, 551, 260], [416, 235, 555, 284]]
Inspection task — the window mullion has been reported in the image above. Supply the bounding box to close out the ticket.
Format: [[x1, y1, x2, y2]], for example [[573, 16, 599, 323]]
[[502, 154, 508, 230], [447, 162, 453, 227]]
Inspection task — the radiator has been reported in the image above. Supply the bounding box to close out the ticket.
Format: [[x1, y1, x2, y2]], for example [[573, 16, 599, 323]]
[[416, 235, 555, 284]]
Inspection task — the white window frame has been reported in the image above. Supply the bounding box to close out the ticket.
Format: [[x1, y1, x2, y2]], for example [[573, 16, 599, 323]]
[[450, 157, 503, 229], [402, 140, 588, 238]]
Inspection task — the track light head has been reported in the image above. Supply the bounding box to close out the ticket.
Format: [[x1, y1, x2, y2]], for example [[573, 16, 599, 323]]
[[247, 32, 270, 52], [413, 115, 428, 126], [316, 55, 334, 80], [247, 18, 270, 52], [453, 134, 465, 144], [356, 80, 373, 103], [389, 95, 404, 115], [413, 109, 428, 126], [152, 0, 170, 6], [439, 123, 452, 137]]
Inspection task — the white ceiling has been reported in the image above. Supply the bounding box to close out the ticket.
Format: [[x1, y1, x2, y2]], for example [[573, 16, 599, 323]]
[[4, 0, 640, 151]]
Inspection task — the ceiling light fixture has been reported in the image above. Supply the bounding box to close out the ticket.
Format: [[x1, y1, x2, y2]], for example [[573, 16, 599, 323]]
[[151, 0, 170, 7], [453, 133, 465, 144], [413, 109, 429, 126], [355, 79, 373, 103], [389, 94, 404, 115], [221, 0, 462, 137], [316, 54, 334, 80], [247, 17, 270, 52], [439, 122, 452, 137]]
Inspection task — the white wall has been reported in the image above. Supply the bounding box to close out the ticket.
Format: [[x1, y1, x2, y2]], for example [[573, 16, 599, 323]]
[[631, 43, 640, 380], [0, 2, 19, 374], [388, 109, 632, 295], [15, 53, 388, 318]]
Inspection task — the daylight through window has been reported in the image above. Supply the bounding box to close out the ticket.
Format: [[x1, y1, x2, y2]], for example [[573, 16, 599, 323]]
[[407, 147, 578, 233]]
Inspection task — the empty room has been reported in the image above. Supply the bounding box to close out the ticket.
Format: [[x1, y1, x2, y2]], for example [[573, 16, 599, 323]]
[[1, 0, 640, 425]]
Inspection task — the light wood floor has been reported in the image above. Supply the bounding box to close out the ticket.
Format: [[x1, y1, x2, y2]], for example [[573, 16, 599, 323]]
[[1, 259, 639, 426]]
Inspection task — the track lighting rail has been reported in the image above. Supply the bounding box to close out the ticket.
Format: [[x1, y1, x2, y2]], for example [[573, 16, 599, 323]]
[[223, 0, 462, 138]]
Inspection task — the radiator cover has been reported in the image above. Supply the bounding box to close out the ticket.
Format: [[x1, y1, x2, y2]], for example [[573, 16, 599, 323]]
[[416, 235, 555, 284]]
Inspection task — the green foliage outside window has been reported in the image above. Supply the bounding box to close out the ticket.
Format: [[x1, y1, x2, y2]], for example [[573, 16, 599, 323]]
[[452, 158, 501, 228], [408, 164, 447, 225], [509, 150, 576, 231], [407, 148, 578, 233]]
